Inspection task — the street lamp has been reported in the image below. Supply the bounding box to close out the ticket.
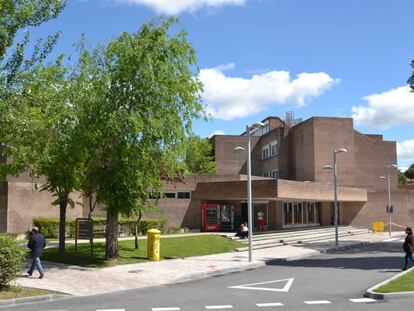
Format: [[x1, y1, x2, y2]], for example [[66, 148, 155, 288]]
[[234, 121, 265, 262], [323, 148, 348, 247], [380, 164, 398, 236]]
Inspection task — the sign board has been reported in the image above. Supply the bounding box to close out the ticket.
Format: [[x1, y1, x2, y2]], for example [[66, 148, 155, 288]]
[[75, 218, 94, 256], [77, 219, 93, 239]]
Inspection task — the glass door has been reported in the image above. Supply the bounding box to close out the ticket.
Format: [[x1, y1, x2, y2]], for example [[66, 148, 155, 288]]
[[220, 205, 234, 231]]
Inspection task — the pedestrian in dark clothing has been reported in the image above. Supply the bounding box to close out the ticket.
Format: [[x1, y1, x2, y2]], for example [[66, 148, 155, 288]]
[[27, 227, 46, 279], [402, 227, 414, 271]]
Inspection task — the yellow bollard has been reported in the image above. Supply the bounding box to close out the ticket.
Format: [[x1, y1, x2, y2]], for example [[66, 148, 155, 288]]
[[147, 229, 161, 261]]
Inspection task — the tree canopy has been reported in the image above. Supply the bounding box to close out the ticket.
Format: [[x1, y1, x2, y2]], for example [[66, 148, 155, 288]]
[[409, 60, 414, 92], [0, 0, 65, 93], [74, 17, 205, 259], [404, 164, 414, 182], [184, 135, 216, 174]]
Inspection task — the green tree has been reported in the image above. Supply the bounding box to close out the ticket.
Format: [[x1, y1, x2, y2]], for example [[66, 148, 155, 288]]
[[398, 169, 408, 185], [0, 0, 65, 95], [404, 164, 414, 182], [184, 135, 216, 174], [409, 60, 414, 92], [75, 17, 204, 260], [0, 58, 83, 254]]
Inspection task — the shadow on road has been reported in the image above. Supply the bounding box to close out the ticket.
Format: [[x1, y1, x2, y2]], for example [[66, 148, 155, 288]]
[[267, 242, 407, 271]]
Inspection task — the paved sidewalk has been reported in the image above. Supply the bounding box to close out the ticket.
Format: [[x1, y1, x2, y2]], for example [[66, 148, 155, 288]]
[[15, 232, 402, 296]]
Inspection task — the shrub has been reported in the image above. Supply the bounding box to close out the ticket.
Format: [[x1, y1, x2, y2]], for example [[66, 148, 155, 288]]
[[0, 236, 26, 290], [0, 233, 18, 240], [32, 217, 167, 238]]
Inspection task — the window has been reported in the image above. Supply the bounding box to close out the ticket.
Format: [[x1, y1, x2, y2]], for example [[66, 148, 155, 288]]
[[283, 201, 321, 227], [270, 170, 279, 179], [177, 192, 191, 199], [262, 140, 278, 160], [270, 140, 278, 156], [262, 147, 269, 160], [163, 192, 176, 199]]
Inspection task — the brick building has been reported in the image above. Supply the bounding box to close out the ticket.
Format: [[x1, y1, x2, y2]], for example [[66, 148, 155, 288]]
[[157, 115, 414, 232], [1, 115, 413, 233]]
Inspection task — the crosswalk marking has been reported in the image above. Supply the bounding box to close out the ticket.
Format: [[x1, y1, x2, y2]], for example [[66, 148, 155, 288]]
[[152, 308, 181, 311], [96, 309, 125, 311], [349, 298, 376, 303], [205, 305, 234, 310], [304, 300, 331, 305], [256, 302, 284, 307]]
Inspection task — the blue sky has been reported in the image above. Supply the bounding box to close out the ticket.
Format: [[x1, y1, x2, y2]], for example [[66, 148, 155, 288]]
[[26, 0, 414, 168]]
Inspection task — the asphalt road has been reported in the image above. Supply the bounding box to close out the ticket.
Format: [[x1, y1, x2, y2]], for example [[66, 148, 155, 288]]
[[6, 240, 414, 311]]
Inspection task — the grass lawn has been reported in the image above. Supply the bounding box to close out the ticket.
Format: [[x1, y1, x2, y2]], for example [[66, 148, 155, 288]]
[[0, 286, 54, 300], [42, 235, 243, 268], [375, 269, 414, 293]]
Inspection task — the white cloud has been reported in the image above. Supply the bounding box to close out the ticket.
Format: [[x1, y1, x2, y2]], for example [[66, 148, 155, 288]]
[[352, 86, 414, 129], [397, 139, 414, 161], [209, 130, 225, 138], [199, 64, 337, 120], [114, 0, 246, 14]]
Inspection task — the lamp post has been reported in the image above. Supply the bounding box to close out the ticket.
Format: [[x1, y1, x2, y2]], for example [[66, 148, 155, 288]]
[[323, 148, 347, 247], [234, 121, 264, 262], [380, 164, 398, 236]]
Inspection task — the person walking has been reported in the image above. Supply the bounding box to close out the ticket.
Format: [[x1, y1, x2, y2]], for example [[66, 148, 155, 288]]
[[27, 227, 46, 279], [402, 227, 414, 271]]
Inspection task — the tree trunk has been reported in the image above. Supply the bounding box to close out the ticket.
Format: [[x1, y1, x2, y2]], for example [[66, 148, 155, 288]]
[[58, 196, 68, 254], [134, 211, 142, 249], [105, 210, 119, 260]]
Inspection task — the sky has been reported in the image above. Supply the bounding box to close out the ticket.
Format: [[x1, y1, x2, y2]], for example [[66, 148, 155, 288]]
[[25, 0, 414, 169]]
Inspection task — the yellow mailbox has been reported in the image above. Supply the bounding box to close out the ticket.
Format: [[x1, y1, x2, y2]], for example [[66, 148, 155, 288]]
[[147, 228, 161, 261], [372, 221, 385, 233]]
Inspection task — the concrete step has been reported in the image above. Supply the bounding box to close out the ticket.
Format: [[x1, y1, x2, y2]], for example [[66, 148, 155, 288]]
[[233, 226, 370, 251], [250, 227, 366, 242], [240, 228, 369, 245]]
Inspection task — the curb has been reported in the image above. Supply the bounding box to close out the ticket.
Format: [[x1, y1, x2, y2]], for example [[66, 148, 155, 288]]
[[0, 294, 68, 309], [320, 241, 371, 253], [364, 266, 414, 301]]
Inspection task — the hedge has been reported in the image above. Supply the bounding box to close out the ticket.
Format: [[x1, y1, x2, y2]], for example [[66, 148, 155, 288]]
[[0, 236, 25, 289], [32, 217, 167, 239]]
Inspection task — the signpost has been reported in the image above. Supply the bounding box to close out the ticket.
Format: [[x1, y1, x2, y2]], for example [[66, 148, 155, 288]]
[[75, 218, 94, 257]]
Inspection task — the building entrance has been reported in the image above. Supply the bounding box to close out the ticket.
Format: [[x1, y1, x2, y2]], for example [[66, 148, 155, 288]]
[[241, 202, 268, 231], [283, 201, 321, 228]]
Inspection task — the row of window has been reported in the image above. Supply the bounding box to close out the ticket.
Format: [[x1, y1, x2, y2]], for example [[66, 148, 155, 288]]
[[262, 140, 278, 160], [251, 124, 270, 137], [151, 192, 191, 199], [262, 169, 279, 179], [283, 201, 321, 226]]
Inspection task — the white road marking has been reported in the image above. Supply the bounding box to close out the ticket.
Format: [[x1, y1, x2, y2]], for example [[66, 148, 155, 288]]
[[152, 308, 181, 311], [205, 305, 234, 309], [96, 309, 125, 311], [304, 300, 331, 305], [383, 237, 400, 242], [256, 302, 284, 307], [349, 298, 376, 303], [228, 278, 294, 292]]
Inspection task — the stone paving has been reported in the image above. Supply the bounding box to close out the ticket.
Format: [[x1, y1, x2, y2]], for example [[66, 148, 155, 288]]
[[15, 231, 403, 297]]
